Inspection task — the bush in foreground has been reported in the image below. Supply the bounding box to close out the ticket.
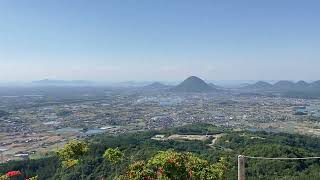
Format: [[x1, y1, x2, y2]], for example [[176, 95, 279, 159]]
[[119, 150, 228, 180]]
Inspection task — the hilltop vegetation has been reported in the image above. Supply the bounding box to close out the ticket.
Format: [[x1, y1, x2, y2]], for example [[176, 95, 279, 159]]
[[1, 124, 320, 179]]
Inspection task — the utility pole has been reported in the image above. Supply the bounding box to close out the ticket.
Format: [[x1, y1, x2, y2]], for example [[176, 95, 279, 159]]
[[0, 149, 6, 163], [238, 155, 245, 180]]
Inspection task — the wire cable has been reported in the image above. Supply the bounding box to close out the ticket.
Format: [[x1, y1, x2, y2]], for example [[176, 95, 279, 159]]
[[243, 155, 320, 160]]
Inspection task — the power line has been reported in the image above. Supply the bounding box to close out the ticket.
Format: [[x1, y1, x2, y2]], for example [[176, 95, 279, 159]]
[[243, 155, 320, 160], [238, 155, 320, 180]]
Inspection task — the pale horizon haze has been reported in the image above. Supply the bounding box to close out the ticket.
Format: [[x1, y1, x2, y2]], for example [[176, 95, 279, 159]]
[[1, 0, 320, 82]]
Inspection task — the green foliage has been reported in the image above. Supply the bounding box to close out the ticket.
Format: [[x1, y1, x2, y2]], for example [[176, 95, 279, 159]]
[[57, 141, 89, 168], [121, 150, 228, 180], [164, 123, 224, 135], [103, 147, 124, 164], [0, 175, 9, 180], [119, 161, 153, 180], [61, 159, 79, 169], [0, 156, 58, 179], [28, 176, 39, 180], [2, 124, 320, 179]]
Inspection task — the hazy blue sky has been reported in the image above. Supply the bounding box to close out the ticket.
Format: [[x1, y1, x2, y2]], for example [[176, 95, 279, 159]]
[[0, 0, 319, 82]]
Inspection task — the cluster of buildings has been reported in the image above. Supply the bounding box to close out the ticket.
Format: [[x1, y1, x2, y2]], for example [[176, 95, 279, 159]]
[[1, 91, 320, 162]]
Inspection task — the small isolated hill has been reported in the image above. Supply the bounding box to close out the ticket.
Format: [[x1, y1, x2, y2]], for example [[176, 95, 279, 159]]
[[243, 81, 273, 89], [273, 80, 296, 90], [144, 82, 170, 89], [310, 80, 320, 88], [142, 82, 172, 91], [171, 76, 215, 92], [295, 80, 309, 88]]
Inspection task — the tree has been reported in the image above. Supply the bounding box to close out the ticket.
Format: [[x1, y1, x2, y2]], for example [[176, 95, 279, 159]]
[[57, 141, 89, 169], [0, 175, 8, 180], [27, 176, 39, 180], [103, 147, 124, 165], [57, 141, 89, 180], [103, 147, 124, 178], [120, 150, 228, 180]]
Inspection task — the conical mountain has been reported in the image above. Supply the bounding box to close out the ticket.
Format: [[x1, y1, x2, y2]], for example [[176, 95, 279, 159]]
[[172, 76, 214, 92]]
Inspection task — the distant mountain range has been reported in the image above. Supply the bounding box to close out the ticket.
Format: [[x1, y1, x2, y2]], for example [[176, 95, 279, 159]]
[[30, 78, 320, 92], [32, 79, 94, 86], [243, 80, 320, 90], [171, 76, 219, 92], [244, 81, 273, 89], [142, 82, 172, 90]]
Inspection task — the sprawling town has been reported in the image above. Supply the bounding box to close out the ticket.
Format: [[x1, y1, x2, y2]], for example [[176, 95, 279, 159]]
[[1, 86, 320, 163]]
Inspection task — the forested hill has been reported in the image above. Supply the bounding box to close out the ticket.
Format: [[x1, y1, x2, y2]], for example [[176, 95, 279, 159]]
[[1, 124, 320, 179]]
